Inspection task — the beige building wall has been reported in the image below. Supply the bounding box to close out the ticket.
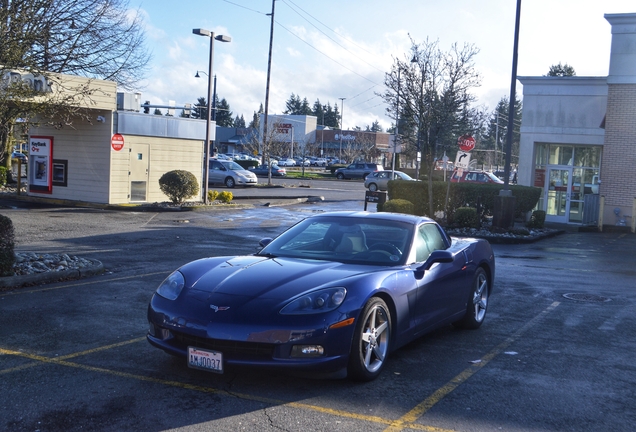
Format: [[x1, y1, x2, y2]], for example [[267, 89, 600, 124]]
[[111, 135, 203, 204]]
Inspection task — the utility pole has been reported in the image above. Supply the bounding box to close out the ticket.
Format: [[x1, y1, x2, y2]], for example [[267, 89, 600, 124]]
[[262, 0, 276, 168], [339, 97, 346, 162]]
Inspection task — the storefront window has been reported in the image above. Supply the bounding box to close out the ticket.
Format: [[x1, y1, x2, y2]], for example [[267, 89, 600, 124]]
[[549, 145, 573, 165], [573, 146, 601, 167], [535, 143, 548, 165]]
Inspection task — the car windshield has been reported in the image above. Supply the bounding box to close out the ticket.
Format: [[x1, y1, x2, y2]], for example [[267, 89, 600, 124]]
[[222, 161, 244, 170], [258, 216, 413, 266]]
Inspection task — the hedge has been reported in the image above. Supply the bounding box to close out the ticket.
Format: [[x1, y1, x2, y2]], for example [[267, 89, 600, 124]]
[[387, 180, 541, 220]]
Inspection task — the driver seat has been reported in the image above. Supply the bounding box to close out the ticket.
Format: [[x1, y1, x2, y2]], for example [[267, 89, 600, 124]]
[[335, 230, 368, 253]]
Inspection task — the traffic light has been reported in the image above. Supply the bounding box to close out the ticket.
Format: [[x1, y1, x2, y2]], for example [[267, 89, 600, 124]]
[[143, 101, 150, 114]]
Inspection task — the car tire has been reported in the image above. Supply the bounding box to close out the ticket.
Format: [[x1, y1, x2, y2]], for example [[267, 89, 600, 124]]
[[224, 177, 236, 188], [368, 183, 378, 192], [348, 297, 391, 381], [363, 172, 371, 178], [336, 173, 345, 180], [454, 268, 489, 329]]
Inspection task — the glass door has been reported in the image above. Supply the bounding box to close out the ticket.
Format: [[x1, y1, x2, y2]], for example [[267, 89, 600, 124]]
[[545, 167, 571, 223]]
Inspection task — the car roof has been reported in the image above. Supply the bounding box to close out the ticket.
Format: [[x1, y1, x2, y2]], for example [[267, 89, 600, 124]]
[[307, 211, 435, 225]]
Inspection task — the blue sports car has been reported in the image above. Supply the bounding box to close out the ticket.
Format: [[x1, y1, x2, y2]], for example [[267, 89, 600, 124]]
[[147, 211, 495, 381]]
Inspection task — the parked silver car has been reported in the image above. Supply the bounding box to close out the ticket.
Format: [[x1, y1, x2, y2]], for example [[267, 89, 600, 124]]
[[335, 162, 380, 180], [208, 159, 258, 188], [364, 170, 415, 191]]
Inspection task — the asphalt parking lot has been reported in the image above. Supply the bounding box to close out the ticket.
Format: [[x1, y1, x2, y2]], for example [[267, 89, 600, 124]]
[[1, 198, 635, 431]]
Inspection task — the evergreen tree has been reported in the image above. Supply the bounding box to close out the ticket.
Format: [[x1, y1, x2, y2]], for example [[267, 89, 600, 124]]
[[546, 62, 576, 77], [312, 99, 325, 124], [284, 93, 302, 114], [234, 114, 246, 128], [215, 98, 233, 127], [300, 97, 312, 115], [248, 103, 264, 129]]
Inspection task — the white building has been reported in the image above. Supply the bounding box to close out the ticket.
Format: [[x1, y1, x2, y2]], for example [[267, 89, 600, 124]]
[[518, 12, 636, 229]]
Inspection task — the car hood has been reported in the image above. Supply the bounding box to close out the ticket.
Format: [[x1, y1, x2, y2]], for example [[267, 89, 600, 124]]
[[180, 255, 379, 301]]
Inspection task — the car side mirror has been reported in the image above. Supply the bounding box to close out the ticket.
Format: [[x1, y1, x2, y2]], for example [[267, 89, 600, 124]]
[[259, 238, 273, 248], [415, 250, 454, 274]]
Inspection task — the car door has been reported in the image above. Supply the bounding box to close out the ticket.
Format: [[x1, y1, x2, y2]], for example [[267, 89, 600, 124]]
[[413, 223, 468, 334], [208, 160, 225, 184]]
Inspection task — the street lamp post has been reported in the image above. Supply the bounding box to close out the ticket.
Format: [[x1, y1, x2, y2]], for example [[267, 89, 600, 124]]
[[339, 97, 345, 162], [192, 28, 231, 204], [411, 55, 423, 181]]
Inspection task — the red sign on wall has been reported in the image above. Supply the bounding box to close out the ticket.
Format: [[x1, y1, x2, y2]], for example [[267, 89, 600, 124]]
[[111, 133, 125, 151]]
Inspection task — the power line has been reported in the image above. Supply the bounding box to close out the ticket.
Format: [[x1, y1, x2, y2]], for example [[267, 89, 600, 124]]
[[274, 21, 380, 87], [280, 0, 384, 74]]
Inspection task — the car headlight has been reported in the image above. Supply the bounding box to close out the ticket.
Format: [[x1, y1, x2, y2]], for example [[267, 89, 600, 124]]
[[156, 271, 185, 300], [280, 287, 346, 315]]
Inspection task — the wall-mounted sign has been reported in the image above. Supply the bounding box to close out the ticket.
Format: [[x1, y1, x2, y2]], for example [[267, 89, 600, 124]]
[[1, 71, 53, 93], [28, 136, 54, 194], [275, 123, 292, 133], [111, 133, 125, 151]]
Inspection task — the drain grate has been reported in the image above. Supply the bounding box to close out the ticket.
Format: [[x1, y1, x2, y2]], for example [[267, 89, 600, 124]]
[[563, 293, 611, 303]]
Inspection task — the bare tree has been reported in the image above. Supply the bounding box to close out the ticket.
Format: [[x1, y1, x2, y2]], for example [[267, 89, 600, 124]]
[[379, 38, 482, 217], [1, 0, 151, 164]]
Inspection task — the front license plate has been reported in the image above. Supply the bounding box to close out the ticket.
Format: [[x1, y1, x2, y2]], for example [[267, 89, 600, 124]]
[[188, 347, 223, 374]]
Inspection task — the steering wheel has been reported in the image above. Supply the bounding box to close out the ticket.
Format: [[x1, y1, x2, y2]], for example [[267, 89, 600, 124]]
[[369, 242, 402, 257]]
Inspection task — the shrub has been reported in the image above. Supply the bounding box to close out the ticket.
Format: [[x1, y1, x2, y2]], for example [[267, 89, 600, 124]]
[[159, 170, 200, 204], [218, 191, 233, 203], [0, 166, 7, 186], [0, 214, 16, 276], [453, 207, 480, 228], [380, 199, 415, 215], [208, 190, 219, 202], [235, 159, 259, 170], [526, 210, 546, 229]]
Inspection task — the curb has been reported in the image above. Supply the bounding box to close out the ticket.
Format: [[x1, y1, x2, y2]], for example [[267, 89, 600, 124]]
[[1, 192, 324, 212], [0, 259, 105, 290]]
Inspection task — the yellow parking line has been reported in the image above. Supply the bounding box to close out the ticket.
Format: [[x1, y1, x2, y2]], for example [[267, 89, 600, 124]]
[[382, 301, 561, 432], [1, 271, 169, 296], [0, 337, 146, 374], [0, 302, 561, 432]]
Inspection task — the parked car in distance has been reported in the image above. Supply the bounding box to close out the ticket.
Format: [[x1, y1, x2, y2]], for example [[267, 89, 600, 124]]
[[11, 152, 28, 163], [208, 159, 258, 188], [450, 170, 504, 184], [278, 157, 296, 167], [335, 163, 380, 180], [146, 211, 495, 381], [311, 157, 328, 167], [250, 164, 287, 177], [294, 157, 310, 167], [364, 170, 415, 191]]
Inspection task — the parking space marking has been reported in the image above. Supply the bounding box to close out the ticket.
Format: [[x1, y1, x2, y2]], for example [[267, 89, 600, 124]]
[[1, 271, 169, 296], [0, 299, 560, 432], [0, 341, 451, 431], [0, 337, 146, 375], [383, 301, 561, 432]]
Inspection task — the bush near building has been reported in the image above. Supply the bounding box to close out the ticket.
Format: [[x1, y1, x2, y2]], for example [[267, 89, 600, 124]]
[[0, 214, 16, 276], [159, 170, 200, 204]]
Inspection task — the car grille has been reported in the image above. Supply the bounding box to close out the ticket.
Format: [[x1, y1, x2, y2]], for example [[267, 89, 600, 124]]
[[173, 332, 276, 359]]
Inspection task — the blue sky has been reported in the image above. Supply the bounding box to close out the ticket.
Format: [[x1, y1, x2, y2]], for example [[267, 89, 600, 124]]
[[127, 0, 635, 130]]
